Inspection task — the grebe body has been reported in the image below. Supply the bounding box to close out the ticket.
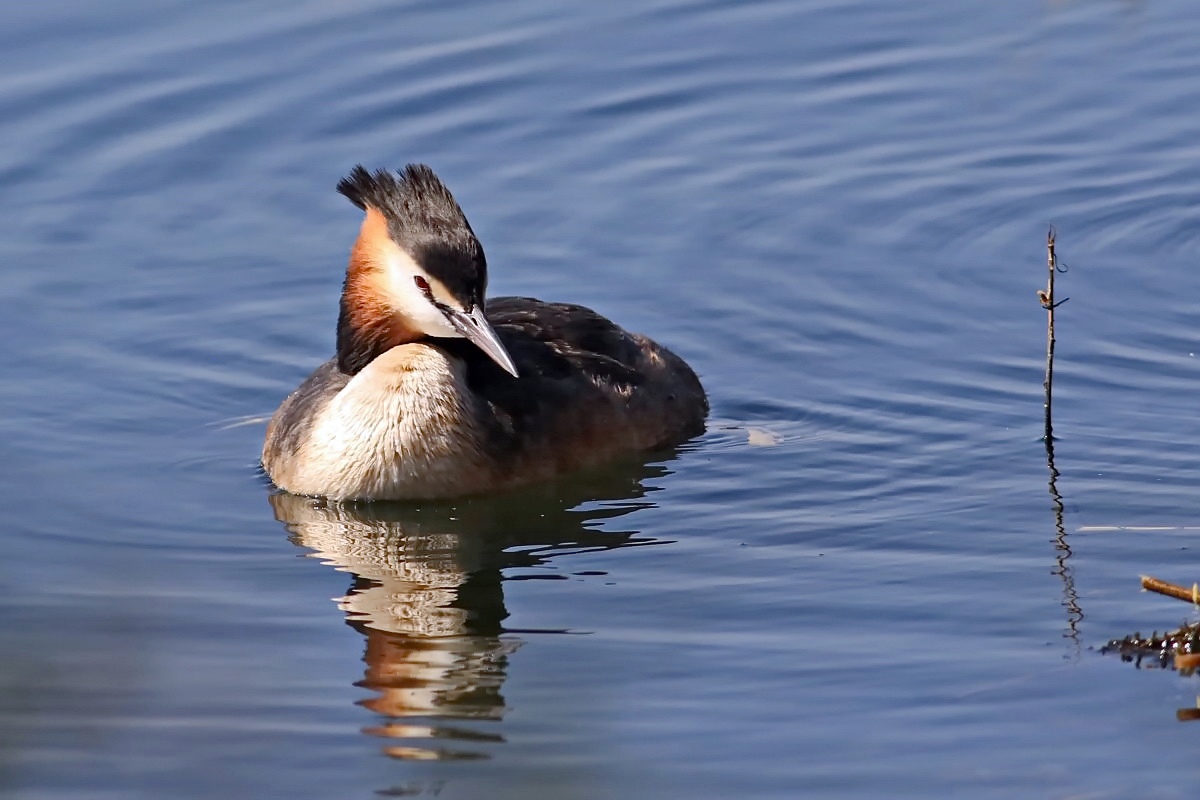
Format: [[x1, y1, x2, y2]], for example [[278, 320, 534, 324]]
[[262, 165, 707, 501]]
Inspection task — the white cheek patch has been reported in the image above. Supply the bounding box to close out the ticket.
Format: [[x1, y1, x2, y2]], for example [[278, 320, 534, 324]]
[[380, 248, 464, 339]]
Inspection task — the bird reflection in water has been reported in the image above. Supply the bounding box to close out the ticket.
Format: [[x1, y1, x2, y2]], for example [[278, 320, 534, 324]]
[[269, 461, 673, 761]]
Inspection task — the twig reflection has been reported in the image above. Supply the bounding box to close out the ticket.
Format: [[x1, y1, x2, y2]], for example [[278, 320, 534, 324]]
[[1045, 436, 1082, 651]]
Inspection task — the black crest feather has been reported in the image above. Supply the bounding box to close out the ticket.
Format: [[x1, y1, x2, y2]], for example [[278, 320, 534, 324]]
[[336, 164, 487, 307], [336, 164, 458, 216]]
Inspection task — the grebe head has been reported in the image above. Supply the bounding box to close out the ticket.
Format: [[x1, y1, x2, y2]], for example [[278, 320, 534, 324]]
[[333, 164, 518, 378]]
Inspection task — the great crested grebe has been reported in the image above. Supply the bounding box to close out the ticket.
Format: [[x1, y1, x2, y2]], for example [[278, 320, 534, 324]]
[[262, 164, 707, 501]]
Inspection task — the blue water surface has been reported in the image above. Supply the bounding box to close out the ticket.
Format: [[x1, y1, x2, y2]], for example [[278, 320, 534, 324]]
[[3, 1, 1200, 797]]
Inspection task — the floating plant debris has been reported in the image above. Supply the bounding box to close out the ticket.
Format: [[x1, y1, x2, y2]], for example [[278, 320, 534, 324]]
[[1101, 621, 1200, 670], [1101, 575, 1200, 672]]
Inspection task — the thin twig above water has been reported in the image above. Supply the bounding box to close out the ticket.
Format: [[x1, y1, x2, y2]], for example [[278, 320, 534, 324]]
[[1039, 227, 1068, 443]]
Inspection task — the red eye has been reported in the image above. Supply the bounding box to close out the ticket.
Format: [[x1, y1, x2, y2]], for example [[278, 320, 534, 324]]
[[414, 276, 430, 292]]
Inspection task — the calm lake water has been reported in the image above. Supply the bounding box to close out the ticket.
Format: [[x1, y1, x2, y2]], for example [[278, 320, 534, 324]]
[[4, 0, 1200, 797]]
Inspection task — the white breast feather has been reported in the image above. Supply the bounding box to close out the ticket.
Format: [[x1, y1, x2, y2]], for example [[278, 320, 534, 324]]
[[300, 346, 490, 499]]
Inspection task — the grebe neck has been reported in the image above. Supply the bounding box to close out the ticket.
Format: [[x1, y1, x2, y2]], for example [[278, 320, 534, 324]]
[[336, 281, 418, 375]]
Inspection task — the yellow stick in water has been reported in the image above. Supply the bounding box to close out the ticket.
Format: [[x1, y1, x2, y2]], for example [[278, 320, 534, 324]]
[[1139, 574, 1200, 605]]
